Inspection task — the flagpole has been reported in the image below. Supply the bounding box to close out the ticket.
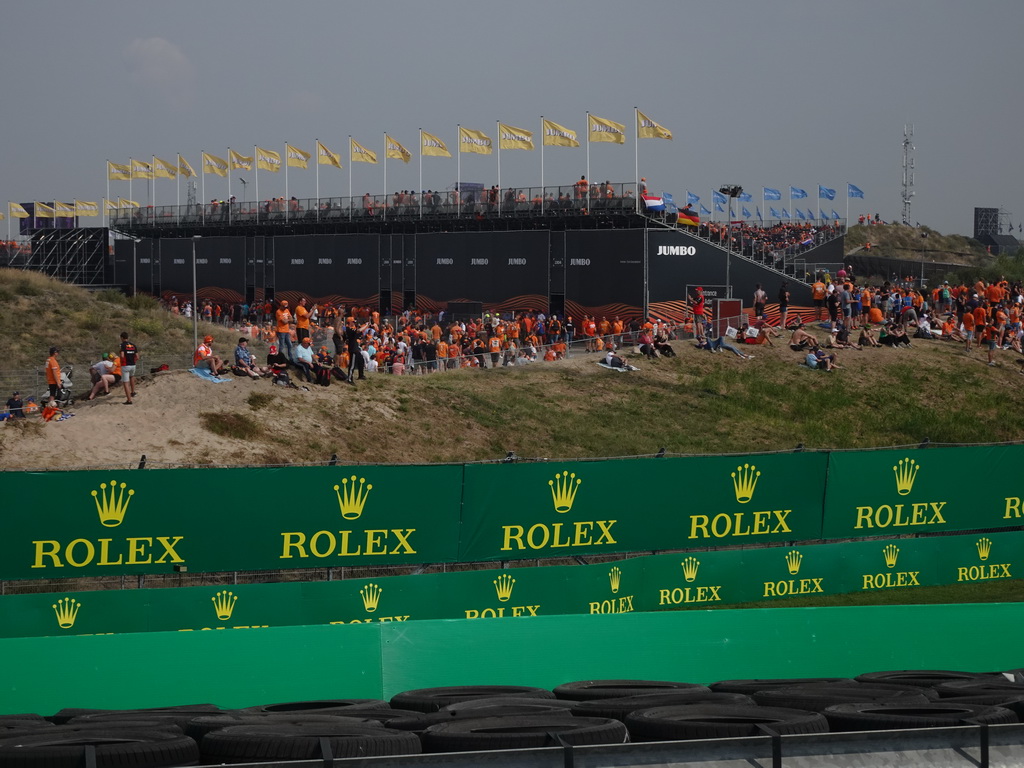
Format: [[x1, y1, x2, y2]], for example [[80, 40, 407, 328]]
[[817, 187, 820, 223], [634, 107, 639, 214], [348, 137, 353, 217], [382, 133, 387, 222], [284, 142, 289, 221], [151, 155, 156, 212], [254, 145, 259, 224], [201, 151, 206, 224], [315, 139, 320, 221], [129, 157, 133, 207], [585, 111, 591, 188], [455, 125, 461, 219], [540, 116, 545, 214], [496, 120, 501, 216], [176, 154, 181, 224], [226, 148, 233, 210], [846, 184, 850, 228], [418, 128, 423, 220], [105, 162, 110, 228]]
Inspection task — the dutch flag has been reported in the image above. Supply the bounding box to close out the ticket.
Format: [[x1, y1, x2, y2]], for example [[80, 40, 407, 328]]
[[642, 194, 665, 211]]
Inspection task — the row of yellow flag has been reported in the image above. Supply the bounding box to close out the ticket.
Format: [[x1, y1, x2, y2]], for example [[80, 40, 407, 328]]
[[5, 199, 147, 219], [107, 112, 673, 181]]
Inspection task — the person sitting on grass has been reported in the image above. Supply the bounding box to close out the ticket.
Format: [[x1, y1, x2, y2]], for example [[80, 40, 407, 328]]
[[234, 338, 267, 379], [194, 335, 228, 378], [87, 353, 118, 400], [789, 323, 819, 351], [858, 325, 883, 348], [696, 333, 754, 360], [604, 345, 629, 368], [806, 347, 840, 371], [829, 322, 861, 350]]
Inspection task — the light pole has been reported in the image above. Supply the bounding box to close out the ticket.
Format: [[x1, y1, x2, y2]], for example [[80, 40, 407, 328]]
[[132, 237, 141, 297], [192, 235, 202, 351]]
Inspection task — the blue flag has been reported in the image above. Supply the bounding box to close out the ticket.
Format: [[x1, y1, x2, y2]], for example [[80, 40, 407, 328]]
[[818, 185, 836, 201], [770, 207, 782, 219], [763, 187, 782, 201], [715, 202, 725, 213], [756, 206, 763, 221], [686, 191, 700, 206], [662, 193, 677, 213], [729, 206, 736, 218], [848, 183, 864, 198], [742, 206, 751, 218], [832, 210, 841, 220], [795, 209, 806, 220], [782, 208, 791, 219], [699, 204, 711, 216], [712, 190, 727, 205], [738, 192, 752, 202], [790, 186, 807, 199]]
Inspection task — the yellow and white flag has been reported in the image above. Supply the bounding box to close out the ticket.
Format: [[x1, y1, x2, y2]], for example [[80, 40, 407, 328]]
[[542, 119, 579, 147], [351, 138, 378, 164], [498, 123, 534, 151], [104, 199, 119, 212], [9, 203, 29, 218], [153, 156, 178, 179], [35, 202, 55, 218], [385, 135, 412, 163], [286, 144, 310, 169], [459, 127, 492, 155], [637, 110, 672, 140], [75, 201, 99, 217], [107, 161, 131, 181], [588, 114, 626, 144], [178, 156, 197, 178], [229, 150, 253, 171], [421, 131, 451, 158], [0, 211, 4, 220], [256, 147, 282, 173], [130, 159, 153, 179], [54, 201, 75, 217], [202, 152, 228, 177], [118, 198, 140, 208], [316, 140, 341, 169]]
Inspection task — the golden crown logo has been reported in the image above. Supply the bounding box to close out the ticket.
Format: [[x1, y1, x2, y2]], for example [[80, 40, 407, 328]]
[[681, 556, 700, 583], [893, 458, 920, 496], [731, 464, 761, 504], [493, 573, 516, 602], [785, 550, 803, 575], [609, 566, 621, 594], [91, 480, 135, 527], [883, 544, 900, 569], [976, 537, 992, 562], [549, 471, 582, 514], [211, 590, 238, 621], [52, 597, 81, 629], [334, 476, 373, 520], [360, 583, 382, 613]]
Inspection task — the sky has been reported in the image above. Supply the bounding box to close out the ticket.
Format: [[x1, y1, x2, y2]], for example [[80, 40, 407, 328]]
[[2, 0, 1022, 238]]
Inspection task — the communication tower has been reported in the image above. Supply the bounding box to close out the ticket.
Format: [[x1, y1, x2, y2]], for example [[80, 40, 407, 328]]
[[901, 124, 915, 225]]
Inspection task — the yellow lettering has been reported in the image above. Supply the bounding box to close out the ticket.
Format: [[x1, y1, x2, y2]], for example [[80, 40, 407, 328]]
[[97, 538, 123, 566], [688, 515, 709, 539], [363, 529, 386, 556], [155, 536, 185, 563], [573, 521, 594, 546], [32, 540, 62, 568], [855, 506, 874, 528], [752, 510, 771, 535], [280, 532, 307, 559], [501, 525, 525, 551], [66, 538, 95, 567], [928, 502, 946, 524], [1005, 497, 1022, 519], [390, 529, 415, 555], [125, 537, 152, 564]]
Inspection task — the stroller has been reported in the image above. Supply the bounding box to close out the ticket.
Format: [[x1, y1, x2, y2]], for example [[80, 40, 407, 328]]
[[43, 364, 74, 408]]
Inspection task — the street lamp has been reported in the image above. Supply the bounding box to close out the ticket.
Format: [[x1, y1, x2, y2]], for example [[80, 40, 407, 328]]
[[192, 235, 202, 351], [132, 237, 141, 297]]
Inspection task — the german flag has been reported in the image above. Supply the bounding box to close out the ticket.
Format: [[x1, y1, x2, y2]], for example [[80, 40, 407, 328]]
[[677, 207, 699, 227]]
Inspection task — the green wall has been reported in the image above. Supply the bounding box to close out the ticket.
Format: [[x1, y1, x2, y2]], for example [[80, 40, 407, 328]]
[[4, 604, 1022, 715]]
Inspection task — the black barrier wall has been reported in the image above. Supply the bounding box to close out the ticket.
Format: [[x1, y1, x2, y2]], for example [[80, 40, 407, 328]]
[[120, 227, 838, 317]]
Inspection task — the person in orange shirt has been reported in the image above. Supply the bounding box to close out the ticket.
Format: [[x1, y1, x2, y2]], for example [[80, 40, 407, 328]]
[[275, 300, 294, 361], [961, 309, 976, 353], [294, 297, 311, 345], [980, 323, 998, 366], [45, 347, 61, 401]]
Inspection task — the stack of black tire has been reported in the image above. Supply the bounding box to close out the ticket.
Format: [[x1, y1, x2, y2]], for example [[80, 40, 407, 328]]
[[1, 671, 1022, 766]]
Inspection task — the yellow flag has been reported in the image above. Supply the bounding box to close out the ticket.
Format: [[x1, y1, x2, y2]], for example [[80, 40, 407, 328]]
[[119, 198, 140, 209], [35, 203, 55, 218], [459, 127, 492, 155], [104, 199, 119, 212], [9, 203, 29, 218], [588, 114, 626, 145], [75, 201, 99, 217], [0, 212, 4, 221], [351, 138, 378, 164], [130, 159, 153, 180], [203, 152, 228, 177], [637, 110, 672, 140], [316, 140, 342, 169], [542, 119, 579, 147], [230, 150, 253, 171], [421, 131, 451, 158], [498, 123, 534, 151], [153, 157, 177, 179], [178, 156, 197, 178], [385, 134, 412, 163], [54, 201, 75, 217], [107, 161, 131, 181], [256, 147, 282, 173], [286, 144, 310, 169]]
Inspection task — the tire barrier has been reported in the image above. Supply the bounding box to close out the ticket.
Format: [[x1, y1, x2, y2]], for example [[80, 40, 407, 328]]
[[624, 704, 829, 741], [389, 686, 554, 713], [199, 722, 421, 762], [420, 715, 629, 752], [552, 679, 709, 701], [822, 702, 1018, 731], [0, 728, 200, 768]]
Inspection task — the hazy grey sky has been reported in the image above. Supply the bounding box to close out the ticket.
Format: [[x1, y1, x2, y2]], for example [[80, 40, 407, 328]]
[[2, 0, 1021, 236]]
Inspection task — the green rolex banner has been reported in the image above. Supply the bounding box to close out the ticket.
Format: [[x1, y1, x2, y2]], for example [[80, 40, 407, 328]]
[[8, 530, 1016, 639], [0, 465, 462, 579], [822, 445, 1024, 539], [459, 453, 829, 561]]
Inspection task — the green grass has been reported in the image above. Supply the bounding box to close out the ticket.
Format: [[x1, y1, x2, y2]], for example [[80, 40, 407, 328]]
[[200, 411, 262, 440]]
